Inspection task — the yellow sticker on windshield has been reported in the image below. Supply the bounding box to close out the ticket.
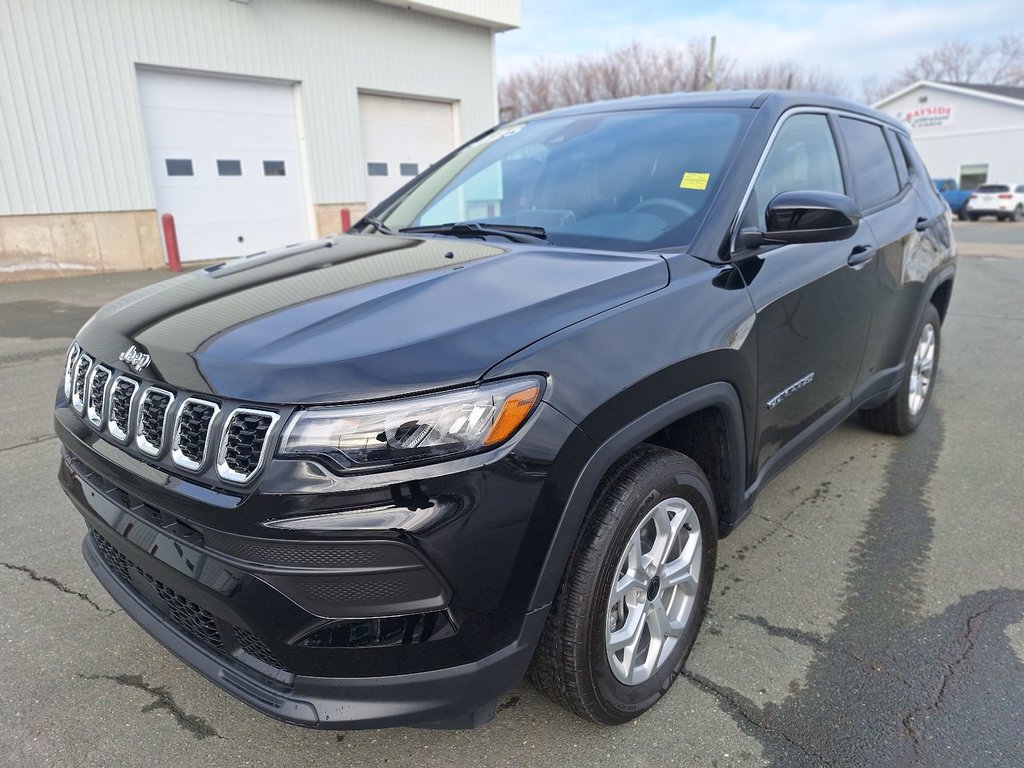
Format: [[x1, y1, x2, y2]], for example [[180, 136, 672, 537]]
[[680, 172, 710, 190]]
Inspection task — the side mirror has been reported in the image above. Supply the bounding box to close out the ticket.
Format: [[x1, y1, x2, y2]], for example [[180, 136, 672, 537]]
[[736, 191, 861, 252], [764, 190, 861, 244]]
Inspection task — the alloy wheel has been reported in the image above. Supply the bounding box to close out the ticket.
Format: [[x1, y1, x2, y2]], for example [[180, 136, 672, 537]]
[[908, 322, 936, 416], [605, 497, 702, 685]]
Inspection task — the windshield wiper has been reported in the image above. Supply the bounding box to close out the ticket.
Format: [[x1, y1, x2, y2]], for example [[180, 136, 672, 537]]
[[398, 222, 547, 244], [362, 215, 396, 235]]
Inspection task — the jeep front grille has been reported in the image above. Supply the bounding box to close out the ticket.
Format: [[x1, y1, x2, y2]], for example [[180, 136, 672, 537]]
[[107, 377, 138, 443], [86, 366, 111, 427], [64, 342, 80, 398], [218, 409, 279, 483], [172, 398, 220, 470], [71, 354, 92, 414], [137, 388, 174, 456], [62, 345, 280, 484]]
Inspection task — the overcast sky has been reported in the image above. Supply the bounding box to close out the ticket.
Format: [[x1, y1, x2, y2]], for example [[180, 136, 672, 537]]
[[495, 0, 1015, 94]]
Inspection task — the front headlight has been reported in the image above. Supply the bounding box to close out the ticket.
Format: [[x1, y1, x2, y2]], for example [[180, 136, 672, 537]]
[[279, 376, 544, 471]]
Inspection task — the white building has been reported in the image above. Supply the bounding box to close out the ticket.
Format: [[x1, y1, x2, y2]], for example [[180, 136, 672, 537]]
[[0, 0, 519, 281], [874, 81, 1024, 191]]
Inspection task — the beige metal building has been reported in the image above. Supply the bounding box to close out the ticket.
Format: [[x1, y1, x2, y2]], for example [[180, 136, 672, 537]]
[[0, 0, 519, 281], [874, 81, 1024, 190]]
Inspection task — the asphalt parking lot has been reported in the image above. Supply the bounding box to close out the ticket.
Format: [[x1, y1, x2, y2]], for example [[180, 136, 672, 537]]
[[1, 221, 1023, 767]]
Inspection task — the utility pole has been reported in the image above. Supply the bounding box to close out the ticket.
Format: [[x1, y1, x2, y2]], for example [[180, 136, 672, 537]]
[[705, 35, 717, 91]]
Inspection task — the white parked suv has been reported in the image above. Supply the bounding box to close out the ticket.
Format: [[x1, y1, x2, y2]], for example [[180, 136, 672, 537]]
[[964, 183, 1024, 222]]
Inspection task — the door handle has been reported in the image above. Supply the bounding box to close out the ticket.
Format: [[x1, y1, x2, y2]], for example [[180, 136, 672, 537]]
[[915, 216, 932, 232], [848, 244, 876, 267]]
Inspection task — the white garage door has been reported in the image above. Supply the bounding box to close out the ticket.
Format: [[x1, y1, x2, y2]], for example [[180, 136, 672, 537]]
[[359, 93, 456, 210], [137, 69, 312, 263]]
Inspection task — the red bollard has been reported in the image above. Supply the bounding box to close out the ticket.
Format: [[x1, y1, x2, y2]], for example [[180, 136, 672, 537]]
[[340, 207, 352, 233], [161, 213, 181, 272]]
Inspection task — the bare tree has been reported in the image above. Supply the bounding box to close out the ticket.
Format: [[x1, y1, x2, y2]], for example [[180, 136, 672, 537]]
[[863, 34, 1024, 103], [723, 62, 845, 94], [499, 40, 845, 120]]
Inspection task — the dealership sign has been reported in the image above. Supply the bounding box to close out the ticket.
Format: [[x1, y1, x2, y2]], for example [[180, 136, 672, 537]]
[[895, 105, 954, 129]]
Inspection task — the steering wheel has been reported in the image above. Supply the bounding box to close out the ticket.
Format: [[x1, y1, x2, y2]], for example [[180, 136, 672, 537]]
[[630, 197, 697, 220]]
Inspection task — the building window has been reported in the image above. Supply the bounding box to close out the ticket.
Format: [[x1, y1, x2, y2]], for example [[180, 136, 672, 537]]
[[263, 160, 286, 176], [217, 159, 242, 176], [399, 163, 419, 177], [959, 164, 988, 191], [166, 159, 193, 177], [367, 162, 388, 176]]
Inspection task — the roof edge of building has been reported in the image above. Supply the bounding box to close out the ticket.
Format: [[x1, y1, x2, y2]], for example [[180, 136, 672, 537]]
[[369, 0, 520, 31], [874, 79, 1024, 110]]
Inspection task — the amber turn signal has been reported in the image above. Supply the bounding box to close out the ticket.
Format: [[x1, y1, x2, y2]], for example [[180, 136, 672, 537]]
[[483, 385, 541, 446]]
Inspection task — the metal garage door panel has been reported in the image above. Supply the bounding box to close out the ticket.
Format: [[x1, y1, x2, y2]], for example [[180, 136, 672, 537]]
[[359, 93, 455, 209], [138, 69, 311, 263]]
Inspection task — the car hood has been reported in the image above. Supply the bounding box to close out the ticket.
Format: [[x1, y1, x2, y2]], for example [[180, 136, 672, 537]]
[[77, 234, 668, 404]]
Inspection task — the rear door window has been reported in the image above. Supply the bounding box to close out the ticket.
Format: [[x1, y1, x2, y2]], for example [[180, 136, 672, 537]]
[[838, 117, 900, 209]]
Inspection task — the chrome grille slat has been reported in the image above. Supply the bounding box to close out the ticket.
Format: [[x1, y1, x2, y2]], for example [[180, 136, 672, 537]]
[[107, 376, 139, 443], [217, 408, 279, 484], [172, 398, 221, 471], [136, 387, 175, 456], [71, 354, 93, 414], [86, 365, 112, 427], [66, 344, 278, 484], [63, 343, 80, 398]]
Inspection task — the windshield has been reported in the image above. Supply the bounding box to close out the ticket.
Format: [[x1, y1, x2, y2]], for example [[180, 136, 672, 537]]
[[977, 184, 1010, 193], [373, 108, 750, 252]]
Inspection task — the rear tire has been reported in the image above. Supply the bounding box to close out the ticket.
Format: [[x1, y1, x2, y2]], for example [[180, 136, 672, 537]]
[[969, 214, 979, 221], [861, 303, 941, 436], [529, 445, 716, 724], [1011, 205, 1023, 222]]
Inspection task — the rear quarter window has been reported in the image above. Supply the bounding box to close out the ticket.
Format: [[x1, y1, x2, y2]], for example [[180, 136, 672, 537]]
[[838, 117, 900, 209], [885, 130, 909, 187]]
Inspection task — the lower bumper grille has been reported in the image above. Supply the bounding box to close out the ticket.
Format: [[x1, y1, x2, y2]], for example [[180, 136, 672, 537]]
[[91, 530, 284, 672], [234, 627, 284, 669]]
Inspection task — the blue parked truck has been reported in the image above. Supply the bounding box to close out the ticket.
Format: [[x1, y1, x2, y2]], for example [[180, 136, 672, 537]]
[[933, 178, 971, 220]]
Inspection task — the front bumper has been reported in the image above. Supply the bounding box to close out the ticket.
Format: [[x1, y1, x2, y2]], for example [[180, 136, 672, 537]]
[[81, 530, 545, 728], [965, 205, 1016, 215], [56, 390, 585, 728]]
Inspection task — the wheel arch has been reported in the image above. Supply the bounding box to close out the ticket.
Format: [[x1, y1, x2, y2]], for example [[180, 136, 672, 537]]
[[528, 381, 745, 612]]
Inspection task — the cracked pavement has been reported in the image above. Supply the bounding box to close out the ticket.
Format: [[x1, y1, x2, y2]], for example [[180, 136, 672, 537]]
[[1, 222, 1023, 767]]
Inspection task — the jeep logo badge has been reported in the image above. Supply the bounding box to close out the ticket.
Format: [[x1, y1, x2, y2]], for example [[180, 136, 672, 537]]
[[119, 344, 152, 372]]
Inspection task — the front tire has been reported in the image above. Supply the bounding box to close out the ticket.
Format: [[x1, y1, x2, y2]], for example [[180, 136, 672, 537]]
[[861, 303, 941, 435], [529, 445, 716, 724]]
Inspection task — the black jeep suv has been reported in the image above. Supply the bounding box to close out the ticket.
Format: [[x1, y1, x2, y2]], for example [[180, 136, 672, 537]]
[[55, 91, 955, 729]]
